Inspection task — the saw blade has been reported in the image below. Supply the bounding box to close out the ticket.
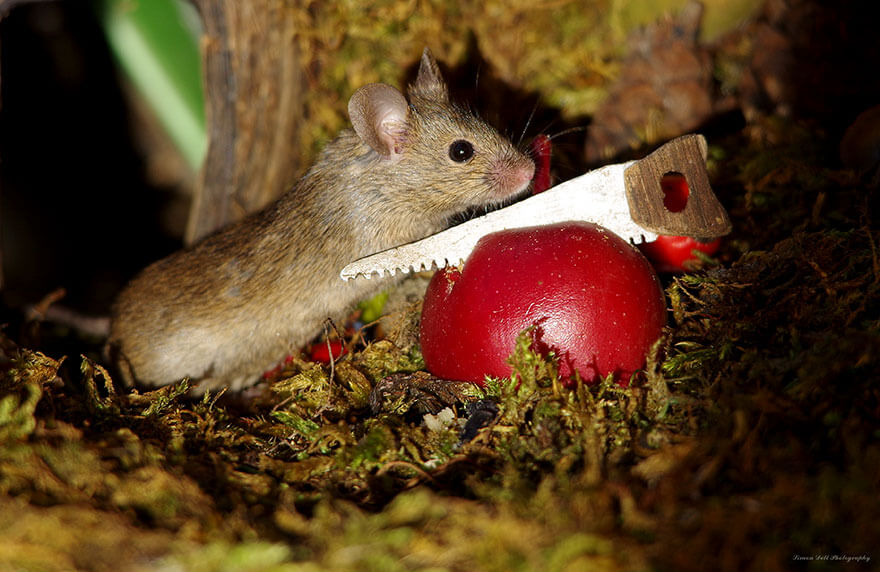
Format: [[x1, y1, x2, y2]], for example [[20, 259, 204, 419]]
[[340, 160, 657, 280]]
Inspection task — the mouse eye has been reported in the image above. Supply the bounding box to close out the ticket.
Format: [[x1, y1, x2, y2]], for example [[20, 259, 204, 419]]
[[449, 140, 475, 163]]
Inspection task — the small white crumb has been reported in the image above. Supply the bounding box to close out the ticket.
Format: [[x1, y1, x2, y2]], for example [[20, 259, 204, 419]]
[[423, 406, 456, 431]]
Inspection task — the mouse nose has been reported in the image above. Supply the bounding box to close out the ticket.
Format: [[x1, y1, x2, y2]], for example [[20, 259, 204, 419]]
[[489, 153, 536, 198], [511, 158, 536, 192], [519, 161, 536, 187]]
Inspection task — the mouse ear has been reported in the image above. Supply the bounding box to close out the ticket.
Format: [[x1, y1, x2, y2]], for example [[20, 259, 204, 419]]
[[408, 47, 449, 103], [348, 83, 410, 158]]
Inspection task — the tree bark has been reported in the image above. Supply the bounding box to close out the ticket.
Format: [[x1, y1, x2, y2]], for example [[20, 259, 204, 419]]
[[187, 0, 306, 244]]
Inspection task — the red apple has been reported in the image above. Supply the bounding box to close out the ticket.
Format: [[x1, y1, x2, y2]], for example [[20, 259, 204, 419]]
[[420, 222, 667, 386]]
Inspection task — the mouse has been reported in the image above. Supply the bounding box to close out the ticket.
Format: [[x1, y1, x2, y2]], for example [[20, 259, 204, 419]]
[[106, 48, 535, 393]]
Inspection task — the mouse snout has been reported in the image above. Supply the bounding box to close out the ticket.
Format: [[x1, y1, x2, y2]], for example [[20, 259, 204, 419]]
[[516, 160, 536, 189], [489, 155, 535, 198]]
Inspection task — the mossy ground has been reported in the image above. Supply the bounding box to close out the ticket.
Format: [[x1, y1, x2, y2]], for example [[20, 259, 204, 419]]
[[2, 2, 879, 571], [3, 116, 877, 571]]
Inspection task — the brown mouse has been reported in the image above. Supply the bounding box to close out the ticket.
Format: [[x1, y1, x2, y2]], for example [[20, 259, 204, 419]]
[[106, 48, 535, 393]]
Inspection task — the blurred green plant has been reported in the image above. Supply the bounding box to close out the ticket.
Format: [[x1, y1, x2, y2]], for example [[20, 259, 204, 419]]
[[96, 0, 206, 171]]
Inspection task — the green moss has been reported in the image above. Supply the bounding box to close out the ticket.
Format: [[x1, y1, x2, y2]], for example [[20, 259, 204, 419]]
[[354, 340, 425, 382]]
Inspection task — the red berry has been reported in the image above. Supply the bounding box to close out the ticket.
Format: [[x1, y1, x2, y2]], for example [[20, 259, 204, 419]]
[[530, 134, 552, 194], [638, 235, 721, 273], [660, 172, 690, 212], [309, 340, 347, 363]]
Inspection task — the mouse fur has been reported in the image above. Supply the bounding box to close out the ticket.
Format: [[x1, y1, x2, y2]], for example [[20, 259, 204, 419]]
[[107, 48, 535, 392]]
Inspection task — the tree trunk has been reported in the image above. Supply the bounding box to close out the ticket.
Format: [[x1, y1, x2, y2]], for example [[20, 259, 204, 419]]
[[187, 0, 306, 244]]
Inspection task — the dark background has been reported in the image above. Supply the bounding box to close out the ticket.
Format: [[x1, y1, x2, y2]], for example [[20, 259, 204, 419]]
[[0, 1, 181, 317]]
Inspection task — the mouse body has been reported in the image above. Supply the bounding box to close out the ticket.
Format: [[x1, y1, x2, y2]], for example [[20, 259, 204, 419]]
[[107, 49, 535, 392]]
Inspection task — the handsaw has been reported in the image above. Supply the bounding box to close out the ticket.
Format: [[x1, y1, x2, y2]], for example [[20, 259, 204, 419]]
[[340, 134, 731, 281]]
